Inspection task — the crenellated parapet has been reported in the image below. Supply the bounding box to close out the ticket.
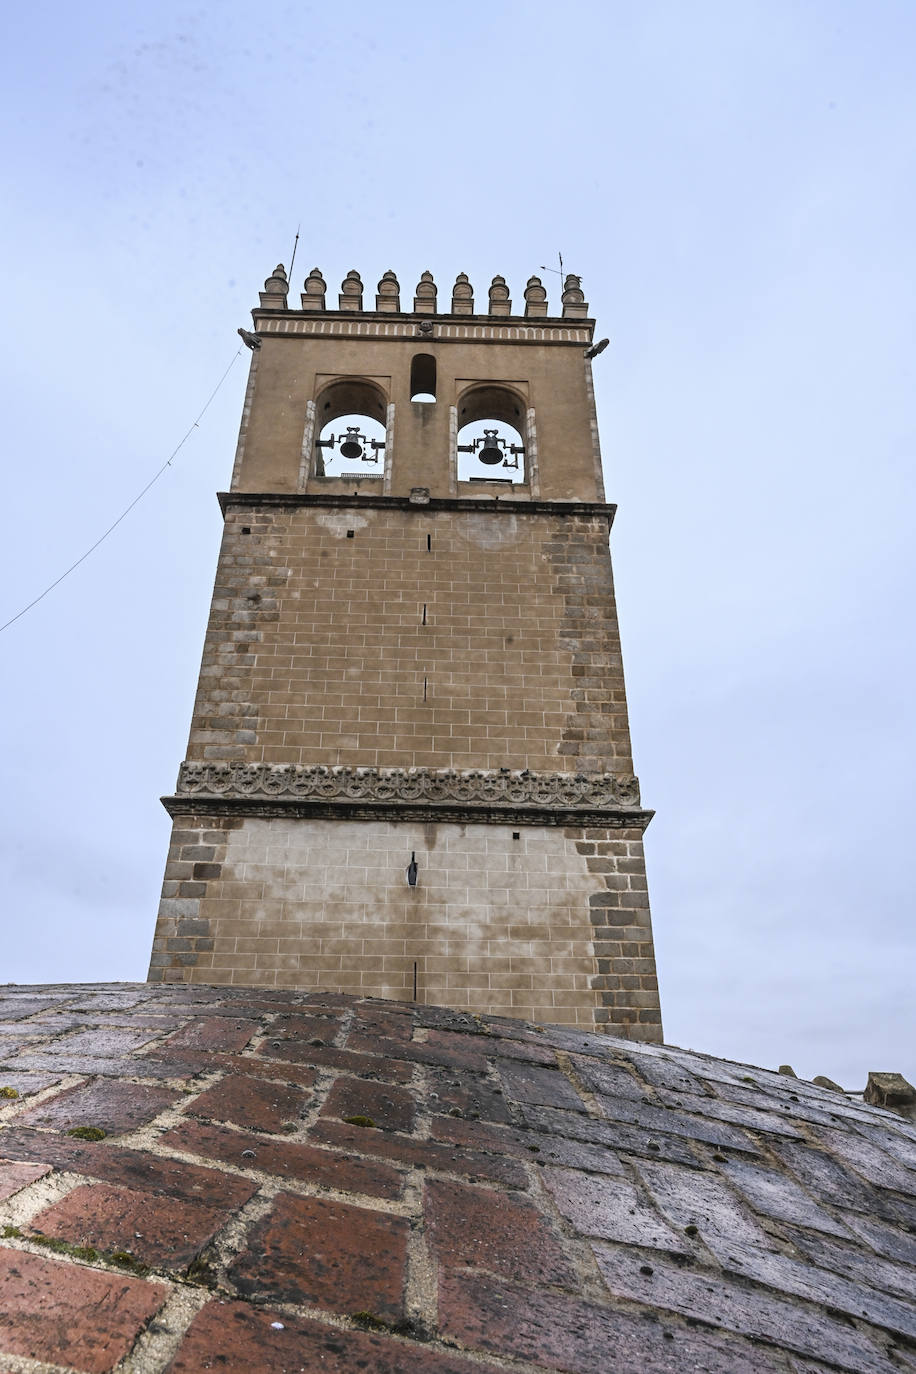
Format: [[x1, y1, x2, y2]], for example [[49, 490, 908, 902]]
[[255, 265, 590, 321]]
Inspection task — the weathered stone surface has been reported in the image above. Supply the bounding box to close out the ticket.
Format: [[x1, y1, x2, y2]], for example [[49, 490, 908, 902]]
[[0, 983, 912, 1374]]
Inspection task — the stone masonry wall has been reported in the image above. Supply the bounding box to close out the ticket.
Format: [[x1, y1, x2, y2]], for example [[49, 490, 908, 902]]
[[186, 504, 634, 775], [149, 816, 661, 1040]]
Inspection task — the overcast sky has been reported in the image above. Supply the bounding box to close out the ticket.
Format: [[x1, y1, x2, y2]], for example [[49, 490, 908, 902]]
[[1, 1, 913, 1087]]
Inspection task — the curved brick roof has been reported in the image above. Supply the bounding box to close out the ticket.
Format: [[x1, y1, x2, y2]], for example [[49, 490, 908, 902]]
[[0, 985, 914, 1373]]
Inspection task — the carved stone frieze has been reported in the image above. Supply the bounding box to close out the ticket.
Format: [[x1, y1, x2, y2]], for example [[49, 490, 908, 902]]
[[176, 762, 642, 810]]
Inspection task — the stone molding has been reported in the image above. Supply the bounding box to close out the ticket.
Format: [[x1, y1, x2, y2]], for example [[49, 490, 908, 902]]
[[166, 763, 652, 829], [251, 313, 593, 346], [217, 491, 616, 522]]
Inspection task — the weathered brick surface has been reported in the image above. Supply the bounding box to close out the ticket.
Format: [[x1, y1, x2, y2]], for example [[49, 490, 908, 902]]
[[30, 1181, 227, 1268], [308, 1116, 529, 1186], [425, 1178, 575, 1285], [230, 1192, 409, 1318], [0, 1247, 164, 1372], [18, 1078, 179, 1135], [162, 1118, 404, 1198], [321, 1075, 417, 1132], [189, 1072, 310, 1132], [169, 1300, 483, 1374], [0, 1158, 50, 1201], [0, 983, 913, 1374]]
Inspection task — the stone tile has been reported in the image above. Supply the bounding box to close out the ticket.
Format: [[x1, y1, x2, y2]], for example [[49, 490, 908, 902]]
[[18, 1079, 180, 1135], [787, 1227, 916, 1304], [0, 1072, 60, 1099], [589, 1092, 761, 1154], [635, 1159, 772, 1246], [53, 1026, 164, 1057], [810, 1126, 916, 1197], [0, 998, 70, 1021], [0, 1159, 50, 1201], [727, 1157, 856, 1238], [544, 1168, 689, 1251], [30, 1181, 227, 1268], [702, 1235, 916, 1342], [438, 1270, 787, 1374], [496, 1060, 588, 1113], [425, 1065, 514, 1123], [169, 1299, 482, 1373], [615, 1051, 702, 1095], [321, 1076, 416, 1133], [256, 1041, 413, 1083], [0, 1247, 165, 1373], [432, 1114, 627, 1175], [570, 1054, 649, 1101], [308, 1118, 528, 1187], [163, 1015, 261, 1053], [840, 1210, 916, 1266], [425, 1178, 576, 1286], [0, 1126, 257, 1209], [520, 1104, 702, 1166], [162, 1120, 403, 1199], [651, 1088, 804, 1139], [189, 1074, 310, 1133], [7, 1052, 207, 1080], [230, 1192, 409, 1319], [594, 1243, 898, 1374]]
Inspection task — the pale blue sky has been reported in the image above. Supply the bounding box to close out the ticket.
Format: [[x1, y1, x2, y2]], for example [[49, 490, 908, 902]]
[[1, 1, 914, 1085]]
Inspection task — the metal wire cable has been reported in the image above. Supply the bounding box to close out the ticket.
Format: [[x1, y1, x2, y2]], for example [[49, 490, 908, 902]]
[[0, 348, 243, 636]]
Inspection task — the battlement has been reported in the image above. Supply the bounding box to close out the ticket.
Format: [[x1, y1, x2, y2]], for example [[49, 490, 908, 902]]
[[252, 264, 594, 334]]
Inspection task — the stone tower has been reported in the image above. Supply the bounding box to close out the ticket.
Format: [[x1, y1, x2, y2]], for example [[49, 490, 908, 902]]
[[148, 264, 662, 1041]]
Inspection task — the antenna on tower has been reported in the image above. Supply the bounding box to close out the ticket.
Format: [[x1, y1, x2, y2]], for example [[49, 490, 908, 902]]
[[288, 224, 301, 285], [539, 251, 566, 281]]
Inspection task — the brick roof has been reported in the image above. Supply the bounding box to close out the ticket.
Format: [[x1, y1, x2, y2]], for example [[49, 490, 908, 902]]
[[0, 985, 914, 1372]]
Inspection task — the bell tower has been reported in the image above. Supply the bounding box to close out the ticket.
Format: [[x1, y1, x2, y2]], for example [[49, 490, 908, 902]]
[[148, 264, 663, 1041]]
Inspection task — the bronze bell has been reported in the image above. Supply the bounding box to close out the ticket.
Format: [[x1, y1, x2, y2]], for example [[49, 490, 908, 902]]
[[339, 427, 364, 460], [478, 429, 504, 465]]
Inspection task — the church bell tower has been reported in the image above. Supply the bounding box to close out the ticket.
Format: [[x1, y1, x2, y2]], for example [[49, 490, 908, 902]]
[[148, 263, 662, 1041]]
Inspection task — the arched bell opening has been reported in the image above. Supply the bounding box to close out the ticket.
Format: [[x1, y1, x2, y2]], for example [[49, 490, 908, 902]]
[[410, 353, 437, 403], [314, 377, 388, 478], [456, 384, 527, 484]]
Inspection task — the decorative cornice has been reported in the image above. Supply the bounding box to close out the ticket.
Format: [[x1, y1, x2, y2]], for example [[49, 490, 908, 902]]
[[165, 763, 652, 831], [218, 492, 616, 522], [250, 312, 594, 347]]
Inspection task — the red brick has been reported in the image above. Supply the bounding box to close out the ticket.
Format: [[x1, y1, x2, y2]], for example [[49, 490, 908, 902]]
[[18, 1079, 180, 1135], [30, 1182, 228, 1268], [321, 1076, 416, 1133], [425, 1178, 575, 1286], [230, 1192, 408, 1319], [0, 1127, 257, 1210], [189, 1073, 310, 1132], [268, 1012, 345, 1044], [0, 1247, 164, 1372], [162, 1120, 403, 1199], [163, 1016, 261, 1053], [169, 1300, 482, 1374], [0, 1159, 50, 1201], [256, 1041, 412, 1082], [309, 1119, 528, 1187], [215, 1052, 317, 1089], [438, 1271, 787, 1374]]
